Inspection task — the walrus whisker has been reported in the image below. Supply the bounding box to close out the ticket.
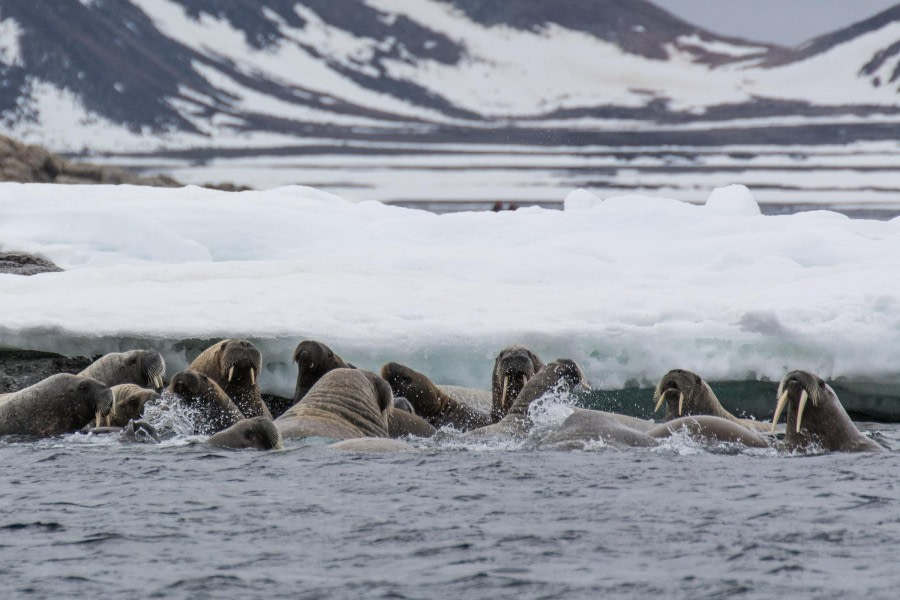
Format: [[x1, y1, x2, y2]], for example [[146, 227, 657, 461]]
[[771, 390, 789, 433], [796, 389, 809, 433]]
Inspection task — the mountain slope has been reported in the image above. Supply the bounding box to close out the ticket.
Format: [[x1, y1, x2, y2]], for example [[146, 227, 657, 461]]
[[0, 0, 897, 152]]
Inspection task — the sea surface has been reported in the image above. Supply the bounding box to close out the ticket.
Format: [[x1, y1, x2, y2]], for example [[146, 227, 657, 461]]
[[2, 414, 900, 600]]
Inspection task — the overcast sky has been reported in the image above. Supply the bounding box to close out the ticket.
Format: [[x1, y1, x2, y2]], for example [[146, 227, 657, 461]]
[[650, 0, 898, 46]]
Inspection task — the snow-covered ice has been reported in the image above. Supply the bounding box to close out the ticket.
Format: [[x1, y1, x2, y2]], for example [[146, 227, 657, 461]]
[[1, 182, 899, 397]]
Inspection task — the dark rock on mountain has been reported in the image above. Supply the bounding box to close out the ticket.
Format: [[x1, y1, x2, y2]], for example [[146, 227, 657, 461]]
[[0, 252, 62, 276]]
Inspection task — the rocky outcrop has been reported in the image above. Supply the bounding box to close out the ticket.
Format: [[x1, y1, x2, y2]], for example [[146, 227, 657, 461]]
[[0, 350, 93, 394], [0, 252, 63, 276], [0, 134, 180, 187]]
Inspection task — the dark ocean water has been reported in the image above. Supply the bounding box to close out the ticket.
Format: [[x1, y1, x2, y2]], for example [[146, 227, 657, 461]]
[[2, 419, 900, 600]]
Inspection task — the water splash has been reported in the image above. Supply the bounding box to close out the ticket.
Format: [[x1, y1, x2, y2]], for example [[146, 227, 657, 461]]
[[142, 391, 202, 439]]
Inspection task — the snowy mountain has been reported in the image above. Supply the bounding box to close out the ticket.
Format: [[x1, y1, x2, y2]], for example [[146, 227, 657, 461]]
[[1, 0, 898, 153]]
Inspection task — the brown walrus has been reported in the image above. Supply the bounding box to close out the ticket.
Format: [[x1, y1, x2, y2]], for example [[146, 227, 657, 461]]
[[167, 370, 244, 435], [491, 345, 544, 422], [93, 383, 160, 428], [0, 374, 113, 437], [381, 362, 492, 431], [207, 417, 284, 450], [648, 415, 770, 448], [79, 349, 166, 390], [464, 359, 590, 441], [540, 408, 658, 450], [327, 438, 418, 453], [189, 339, 271, 420], [772, 370, 885, 453], [291, 340, 353, 406], [275, 368, 393, 440], [653, 369, 769, 432]]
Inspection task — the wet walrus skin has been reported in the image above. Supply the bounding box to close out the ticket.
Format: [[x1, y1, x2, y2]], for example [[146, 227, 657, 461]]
[[207, 417, 284, 451], [653, 369, 769, 432], [463, 359, 590, 441], [772, 370, 885, 453], [190, 339, 271, 420], [276, 369, 393, 441], [291, 340, 353, 407], [92, 383, 159, 428], [167, 370, 244, 435], [491, 345, 544, 422], [0, 374, 113, 438], [79, 350, 165, 390], [381, 362, 492, 431]]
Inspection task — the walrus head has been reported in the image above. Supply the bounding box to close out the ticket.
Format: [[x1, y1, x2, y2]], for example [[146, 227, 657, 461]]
[[506, 359, 590, 418], [81, 349, 166, 390], [76, 376, 115, 429], [491, 345, 544, 422], [380, 362, 444, 419], [131, 350, 166, 390], [105, 384, 160, 427], [167, 370, 224, 404], [653, 369, 717, 420], [216, 339, 261, 387], [292, 340, 351, 404], [772, 370, 834, 436], [207, 417, 284, 451]]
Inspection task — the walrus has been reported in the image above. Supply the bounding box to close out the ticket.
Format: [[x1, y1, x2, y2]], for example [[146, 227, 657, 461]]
[[0, 374, 113, 437], [463, 359, 590, 441], [92, 384, 160, 428], [381, 362, 492, 431], [540, 408, 658, 450], [189, 339, 271, 420], [648, 415, 770, 448], [491, 345, 544, 422], [292, 340, 353, 406], [166, 370, 244, 435], [772, 370, 885, 453], [275, 368, 393, 440], [328, 438, 418, 453], [388, 407, 437, 438], [653, 369, 769, 432], [207, 417, 284, 450], [79, 349, 166, 390]]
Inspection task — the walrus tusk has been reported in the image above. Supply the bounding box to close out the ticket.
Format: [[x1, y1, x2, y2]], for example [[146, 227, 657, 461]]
[[796, 389, 809, 433], [678, 392, 685, 416], [250, 367, 256, 386], [501, 375, 509, 410], [228, 366, 235, 382], [654, 391, 666, 413], [771, 390, 788, 434]]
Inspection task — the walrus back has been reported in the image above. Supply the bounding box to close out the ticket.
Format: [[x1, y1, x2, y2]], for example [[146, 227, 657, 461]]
[[276, 369, 390, 440]]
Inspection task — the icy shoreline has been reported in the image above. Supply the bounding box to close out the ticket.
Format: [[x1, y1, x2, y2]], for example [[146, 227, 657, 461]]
[[2, 182, 900, 397]]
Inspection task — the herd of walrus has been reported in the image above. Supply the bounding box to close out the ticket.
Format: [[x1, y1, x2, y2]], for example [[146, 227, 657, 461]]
[[0, 338, 887, 454]]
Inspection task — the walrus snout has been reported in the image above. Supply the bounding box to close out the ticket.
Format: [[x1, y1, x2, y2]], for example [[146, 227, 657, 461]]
[[95, 385, 115, 418], [773, 370, 823, 434], [139, 351, 166, 390]]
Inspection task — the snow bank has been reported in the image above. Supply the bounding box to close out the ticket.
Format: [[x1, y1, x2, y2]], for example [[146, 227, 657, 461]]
[[2, 182, 899, 397]]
